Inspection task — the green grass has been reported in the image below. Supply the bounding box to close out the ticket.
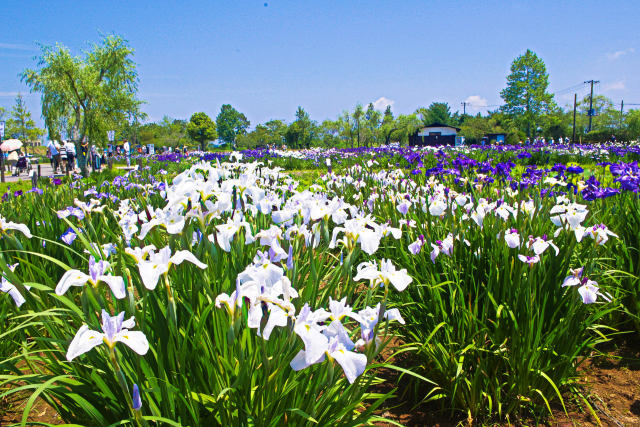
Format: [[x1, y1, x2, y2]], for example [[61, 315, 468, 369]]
[[0, 179, 36, 195]]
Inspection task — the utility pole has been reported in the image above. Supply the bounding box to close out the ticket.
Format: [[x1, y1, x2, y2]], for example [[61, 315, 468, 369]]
[[584, 80, 599, 132], [620, 100, 624, 129], [572, 93, 577, 143], [461, 102, 467, 115]]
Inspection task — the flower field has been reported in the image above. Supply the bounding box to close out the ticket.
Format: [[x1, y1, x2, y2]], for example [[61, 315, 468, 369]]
[[1, 142, 640, 425]]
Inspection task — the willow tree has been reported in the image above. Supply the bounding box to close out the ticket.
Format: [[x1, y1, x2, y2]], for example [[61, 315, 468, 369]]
[[22, 34, 144, 174]]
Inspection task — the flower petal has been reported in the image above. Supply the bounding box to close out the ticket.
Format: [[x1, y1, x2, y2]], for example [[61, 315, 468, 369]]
[[169, 250, 207, 269], [290, 349, 324, 371], [115, 330, 149, 355], [98, 275, 127, 299], [56, 270, 90, 296], [138, 261, 168, 290], [331, 348, 367, 383], [66, 325, 104, 361]]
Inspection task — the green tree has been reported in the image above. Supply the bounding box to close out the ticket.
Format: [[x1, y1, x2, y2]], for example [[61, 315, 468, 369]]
[[417, 102, 453, 126], [364, 103, 382, 146], [577, 95, 618, 131], [318, 119, 342, 148], [263, 119, 287, 146], [541, 109, 572, 140], [353, 104, 364, 147], [459, 114, 492, 144], [626, 109, 640, 140], [284, 107, 316, 149], [236, 120, 287, 150], [390, 114, 422, 145], [216, 104, 250, 148], [187, 112, 217, 151], [22, 34, 144, 174], [500, 49, 555, 137], [379, 106, 397, 145], [6, 93, 44, 153], [336, 111, 356, 148]]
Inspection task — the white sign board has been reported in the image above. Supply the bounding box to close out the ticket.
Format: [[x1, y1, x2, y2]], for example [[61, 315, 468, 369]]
[[0, 121, 4, 138], [107, 130, 115, 142], [147, 144, 155, 155]]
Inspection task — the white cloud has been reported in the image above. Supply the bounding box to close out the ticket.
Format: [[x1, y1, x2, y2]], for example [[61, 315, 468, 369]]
[[464, 95, 488, 110], [604, 81, 625, 91], [606, 48, 635, 60], [0, 42, 37, 51], [0, 92, 20, 97], [372, 97, 394, 111]]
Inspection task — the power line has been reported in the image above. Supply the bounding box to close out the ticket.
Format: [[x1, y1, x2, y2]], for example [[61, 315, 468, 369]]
[[465, 103, 501, 108], [554, 82, 588, 96]]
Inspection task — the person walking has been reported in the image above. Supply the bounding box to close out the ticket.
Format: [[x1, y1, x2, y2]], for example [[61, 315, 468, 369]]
[[45, 139, 60, 173], [59, 142, 68, 172], [90, 144, 97, 170], [65, 140, 76, 171], [46, 146, 53, 169], [123, 140, 131, 167]]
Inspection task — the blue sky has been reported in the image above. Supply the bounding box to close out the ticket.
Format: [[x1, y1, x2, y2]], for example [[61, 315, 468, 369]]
[[1, 0, 638, 128]]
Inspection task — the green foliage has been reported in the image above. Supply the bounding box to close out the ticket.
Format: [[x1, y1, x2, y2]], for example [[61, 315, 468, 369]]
[[22, 34, 144, 173], [363, 103, 382, 147], [187, 112, 217, 151], [541, 110, 572, 140], [284, 107, 316, 149], [0, 160, 393, 426], [215, 104, 250, 148], [389, 114, 422, 145], [139, 116, 189, 148], [576, 95, 620, 133], [417, 102, 454, 126], [5, 94, 45, 152], [459, 114, 492, 143], [236, 119, 287, 149], [459, 112, 524, 144], [500, 49, 555, 137], [626, 109, 640, 140]]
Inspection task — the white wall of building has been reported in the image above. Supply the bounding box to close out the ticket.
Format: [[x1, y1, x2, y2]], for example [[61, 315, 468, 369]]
[[417, 126, 458, 137]]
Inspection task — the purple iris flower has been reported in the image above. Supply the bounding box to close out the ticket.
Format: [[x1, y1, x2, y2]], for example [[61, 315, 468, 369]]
[[61, 227, 78, 245], [566, 165, 584, 174], [286, 245, 294, 270], [28, 187, 43, 195], [517, 151, 532, 159], [132, 384, 142, 410], [88, 256, 108, 283], [57, 206, 85, 220]]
